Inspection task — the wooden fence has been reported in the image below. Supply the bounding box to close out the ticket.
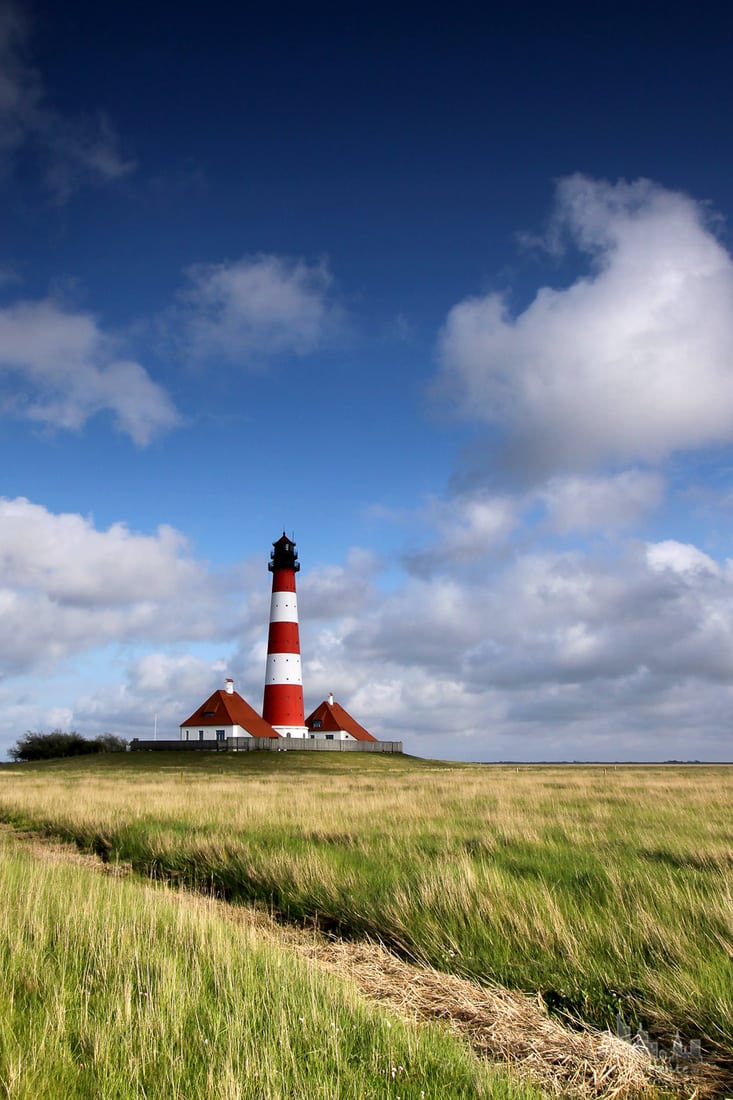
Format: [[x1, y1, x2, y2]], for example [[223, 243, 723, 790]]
[[130, 737, 403, 754]]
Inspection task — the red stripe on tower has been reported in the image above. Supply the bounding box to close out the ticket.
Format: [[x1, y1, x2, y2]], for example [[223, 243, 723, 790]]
[[262, 533, 309, 738]]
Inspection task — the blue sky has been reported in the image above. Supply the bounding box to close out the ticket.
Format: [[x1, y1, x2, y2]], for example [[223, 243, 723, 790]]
[[2, 0, 733, 760]]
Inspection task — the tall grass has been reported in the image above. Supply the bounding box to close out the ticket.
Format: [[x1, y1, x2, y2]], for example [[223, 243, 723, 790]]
[[0, 829, 539, 1099], [1, 754, 731, 1053]]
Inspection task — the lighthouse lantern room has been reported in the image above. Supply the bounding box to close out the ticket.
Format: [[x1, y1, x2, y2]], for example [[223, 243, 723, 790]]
[[262, 533, 309, 738]]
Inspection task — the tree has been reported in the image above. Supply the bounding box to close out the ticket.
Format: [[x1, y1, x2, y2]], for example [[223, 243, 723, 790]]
[[93, 733, 128, 753], [9, 730, 127, 762]]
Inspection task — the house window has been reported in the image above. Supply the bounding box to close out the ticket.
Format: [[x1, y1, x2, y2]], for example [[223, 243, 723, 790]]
[[312, 719, 322, 729], [199, 730, 204, 741], [185, 730, 189, 741], [325, 734, 334, 741], [216, 730, 225, 742]]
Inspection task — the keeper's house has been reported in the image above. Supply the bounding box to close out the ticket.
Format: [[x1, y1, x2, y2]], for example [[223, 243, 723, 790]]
[[305, 694, 377, 743], [179, 678, 278, 744]]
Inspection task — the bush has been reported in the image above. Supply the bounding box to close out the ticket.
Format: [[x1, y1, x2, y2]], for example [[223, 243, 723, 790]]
[[9, 730, 127, 762], [93, 734, 128, 754]]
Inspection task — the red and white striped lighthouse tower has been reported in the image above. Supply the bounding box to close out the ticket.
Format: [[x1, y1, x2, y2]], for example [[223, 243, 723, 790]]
[[262, 533, 309, 738]]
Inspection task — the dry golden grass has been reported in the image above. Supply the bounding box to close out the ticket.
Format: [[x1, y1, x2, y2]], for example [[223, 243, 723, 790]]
[[290, 940, 723, 1099]]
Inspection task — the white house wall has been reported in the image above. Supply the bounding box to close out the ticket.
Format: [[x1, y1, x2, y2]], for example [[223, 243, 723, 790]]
[[180, 724, 251, 741], [309, 730, 355, 742], [274, 725, 309, 738]]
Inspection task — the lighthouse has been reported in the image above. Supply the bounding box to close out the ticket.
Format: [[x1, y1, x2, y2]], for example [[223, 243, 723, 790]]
[[262, 533, 309, 738]]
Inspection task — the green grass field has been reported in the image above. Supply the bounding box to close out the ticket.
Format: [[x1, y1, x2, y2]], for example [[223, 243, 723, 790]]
[[0, 827, 541, 1099], [0, 752, 730, 1097]]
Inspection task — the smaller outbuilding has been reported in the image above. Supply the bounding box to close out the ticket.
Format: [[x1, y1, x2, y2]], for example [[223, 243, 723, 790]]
[[180, 678, 279, 744], [305, 694, 377, 742]]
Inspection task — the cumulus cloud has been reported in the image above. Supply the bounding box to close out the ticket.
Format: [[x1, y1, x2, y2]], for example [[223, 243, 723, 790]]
[[0, 498, 240, 674], [180, 254, 340, 363], [128, 652, 227, 697], [439, 175, 733, 475], [299, 548, 382, 620], [425, 492, 518, 559], [66, 652, 230, 741], [386, 471, 662, 577], [0, 298, 181, 443], [0, 497, 201, 604], [645, 539, 720, 577], [286, 534, 733, 758], [0, 0, 134, 198], [541, 470, 665, 532]]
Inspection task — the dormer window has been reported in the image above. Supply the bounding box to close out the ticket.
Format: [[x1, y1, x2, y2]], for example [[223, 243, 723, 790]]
[[312, 719, 322, 729]]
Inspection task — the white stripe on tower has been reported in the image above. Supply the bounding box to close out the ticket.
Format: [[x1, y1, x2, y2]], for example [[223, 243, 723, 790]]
[[262, 533, 309, 737]]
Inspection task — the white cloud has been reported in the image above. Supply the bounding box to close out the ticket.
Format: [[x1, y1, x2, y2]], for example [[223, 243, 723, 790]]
[[418, 492, 519, 564], [0, 298, 180, 443], [0, 497, 201, 603], [541, 470, 665, 532], [390, 491, 520, 577], [333, 574, 494, 674], [439, 176, 733, 474], [127, 652, 227, 697], [0, 498, 238, 674], [299, 548, 382, 619], [67, 653, 230, 741], [286, 534, 733, 758], [180, 254, 339, 362], [0, 1, 134, 198], [383, 471, 660, 577], [645, 540, 720, 578]]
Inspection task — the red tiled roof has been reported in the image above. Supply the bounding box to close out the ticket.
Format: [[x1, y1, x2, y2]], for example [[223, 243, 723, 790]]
[[304, 699, 377, 741], [181, 690, 280, 738]]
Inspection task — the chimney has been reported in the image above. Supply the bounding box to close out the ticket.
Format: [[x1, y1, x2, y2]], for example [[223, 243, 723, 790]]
[[328, 692, 334, 706], [225, 678, 234, 694]]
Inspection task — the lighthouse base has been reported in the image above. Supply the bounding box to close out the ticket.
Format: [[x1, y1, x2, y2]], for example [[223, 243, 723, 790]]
[[273, 725, 310, 739]]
